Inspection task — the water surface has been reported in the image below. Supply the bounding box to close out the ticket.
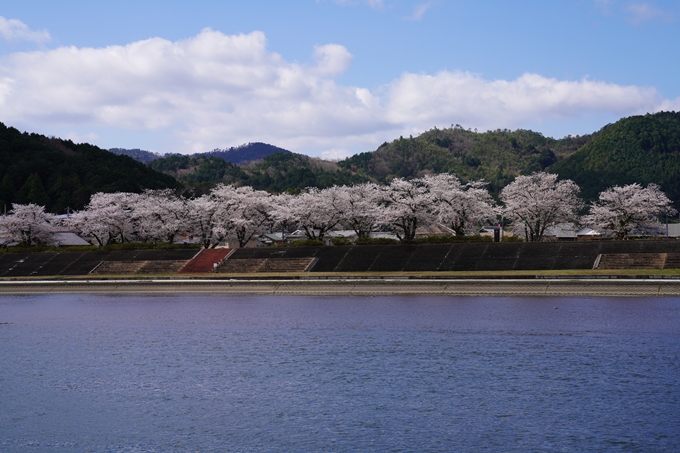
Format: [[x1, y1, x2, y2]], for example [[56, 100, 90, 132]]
[[1, 294, 679, 452]]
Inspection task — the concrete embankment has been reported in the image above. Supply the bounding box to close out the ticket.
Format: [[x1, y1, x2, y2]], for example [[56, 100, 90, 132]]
[[2, 278, 680, 297]]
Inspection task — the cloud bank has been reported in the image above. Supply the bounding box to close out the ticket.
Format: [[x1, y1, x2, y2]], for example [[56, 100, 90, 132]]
[[0, 28, 675, 156]]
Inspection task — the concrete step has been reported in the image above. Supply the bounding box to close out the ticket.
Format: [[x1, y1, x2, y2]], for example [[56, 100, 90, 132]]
[[90, 261, 147, 274], [137, 260, 189, 274], [597, 253, 666, 269], [663, 253, 680, 269], [216, 257, 315, 273]]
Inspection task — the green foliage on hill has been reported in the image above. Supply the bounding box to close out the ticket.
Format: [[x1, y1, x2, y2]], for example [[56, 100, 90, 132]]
[[0, 122, 180, 213], [8, 111, 678, 213], [150, 151, 368, 193], [550, 112, 680, 206], [339, 126, 591, 195], [148, 126, 596, 198]]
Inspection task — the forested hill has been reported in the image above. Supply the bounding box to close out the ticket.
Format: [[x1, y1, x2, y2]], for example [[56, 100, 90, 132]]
[[0, 123, 180, 214], [5, 112, 679, 213], [338, 126, 592, 194], [206, 142, 291, 164], [109, 148, 163, 163], [549, 111, 680, 206], [149, 151, 366, 194], [114, 142, 292, 166]]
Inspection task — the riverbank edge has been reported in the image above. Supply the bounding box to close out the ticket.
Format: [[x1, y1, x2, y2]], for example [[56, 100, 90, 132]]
[[2, 276, 680, 296]]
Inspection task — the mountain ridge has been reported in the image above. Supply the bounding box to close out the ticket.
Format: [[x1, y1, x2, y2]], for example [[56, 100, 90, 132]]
[[111, 142, 292, 166]]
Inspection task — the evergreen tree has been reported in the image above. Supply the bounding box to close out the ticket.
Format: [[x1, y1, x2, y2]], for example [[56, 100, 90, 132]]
[[18, 173, 49, 207], [0, 173, 15, 212]]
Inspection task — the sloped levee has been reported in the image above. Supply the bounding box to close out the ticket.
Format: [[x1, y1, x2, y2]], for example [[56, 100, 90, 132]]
[[215, 257, 315, 273], [4, 242, 680, 277], [225, 241, 680, 272], [0, 249, 199, 277]]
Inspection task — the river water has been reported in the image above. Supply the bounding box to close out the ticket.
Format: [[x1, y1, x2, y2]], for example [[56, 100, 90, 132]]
[[1, 294, 679, 452]]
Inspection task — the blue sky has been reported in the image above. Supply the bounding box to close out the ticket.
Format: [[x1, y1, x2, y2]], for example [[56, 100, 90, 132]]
[[1, 0, 679, 158]]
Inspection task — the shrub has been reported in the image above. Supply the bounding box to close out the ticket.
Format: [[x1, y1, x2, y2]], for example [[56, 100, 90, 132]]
[[415, 235, 492, 244], [287, 239, 324, 247], [100, 242, 201, 251], [355, 237, 399, 245]]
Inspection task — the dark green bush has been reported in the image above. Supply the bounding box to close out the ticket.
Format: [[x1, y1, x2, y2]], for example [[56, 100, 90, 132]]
[[415, 235, 492, 244], [100, 242, 201, 251], [287, 239, 324, 247], [355, 237, 399, 245]]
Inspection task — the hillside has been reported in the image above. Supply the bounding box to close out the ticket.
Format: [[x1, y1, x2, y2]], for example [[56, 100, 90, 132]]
[[149, 151, 366, 193], [339, 126, 592, 194], [118, 142, 293, 167], [109, 148, 163, 163], [145, 127, 593, 195], [6, 112, 678, 212], [0, 123, 180, 213], [550, 111, 680, 206], [206, 142, 291, 165]]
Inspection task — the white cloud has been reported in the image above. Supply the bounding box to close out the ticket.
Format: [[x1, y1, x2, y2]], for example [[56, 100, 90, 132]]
[[64, 131, 100, 144], [626, 2, 674, 24], [312, 44, 353, 76], [405, 2, 435, 21], [385, 71, 662, 131], [0, 16, 50, 43], [592, 1, 676, 24], [321, 148, 354, 160], [0, 29, 674, 156]]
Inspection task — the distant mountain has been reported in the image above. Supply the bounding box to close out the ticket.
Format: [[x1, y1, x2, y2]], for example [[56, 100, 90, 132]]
[[550, 111, 680, 208], [0, 123, 180, 213], [149, 151, 365, 194], [109, 148, 164, 163], [113, 142, 292, 166], [206, 142, 291, 165]]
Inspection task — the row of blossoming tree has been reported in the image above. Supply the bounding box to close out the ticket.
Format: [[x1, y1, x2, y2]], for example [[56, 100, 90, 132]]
[[0, 172, 675, 247]]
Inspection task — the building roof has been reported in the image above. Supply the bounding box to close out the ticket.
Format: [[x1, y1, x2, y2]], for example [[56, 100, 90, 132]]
[[666, 223, 680, 238], [543, 224, 577, 239]]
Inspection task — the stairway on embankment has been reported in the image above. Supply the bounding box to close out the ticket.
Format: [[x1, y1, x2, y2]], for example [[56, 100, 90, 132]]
[[178, 249, 232, 273], [596, 253, 667, 270], [91, 260, 190, 275], [215, 257, 316, 273]]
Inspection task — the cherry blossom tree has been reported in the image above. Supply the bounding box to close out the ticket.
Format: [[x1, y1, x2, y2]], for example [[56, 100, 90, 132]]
[[378, 177, 435, 241], [131, 189, 190, 243], [68, 192, 138, 246], [343, 182, 382, 238], [187, 194, 221, 248], [501, 172, 583, 242], [184, 184, 274, 248], [424, 173, 496, 235], [225, 186, 274, 248], [585, 183, 676, 239], [0, 203, 56, 246], [282, 186, 348, 240], [187, 184, 242, 248]]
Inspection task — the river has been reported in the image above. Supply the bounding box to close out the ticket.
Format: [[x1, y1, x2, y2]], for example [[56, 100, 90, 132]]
[[1, 294, 679, 452]]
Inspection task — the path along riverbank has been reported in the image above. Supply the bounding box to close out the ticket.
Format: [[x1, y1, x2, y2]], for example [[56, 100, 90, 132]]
[[2, 276, 680, 297]]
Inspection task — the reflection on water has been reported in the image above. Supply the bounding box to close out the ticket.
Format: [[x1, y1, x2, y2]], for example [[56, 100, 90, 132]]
[[1, 295, 679, 452]]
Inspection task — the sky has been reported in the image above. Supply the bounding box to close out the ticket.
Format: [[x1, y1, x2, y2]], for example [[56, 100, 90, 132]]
[[0, 0, 679, 159]]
